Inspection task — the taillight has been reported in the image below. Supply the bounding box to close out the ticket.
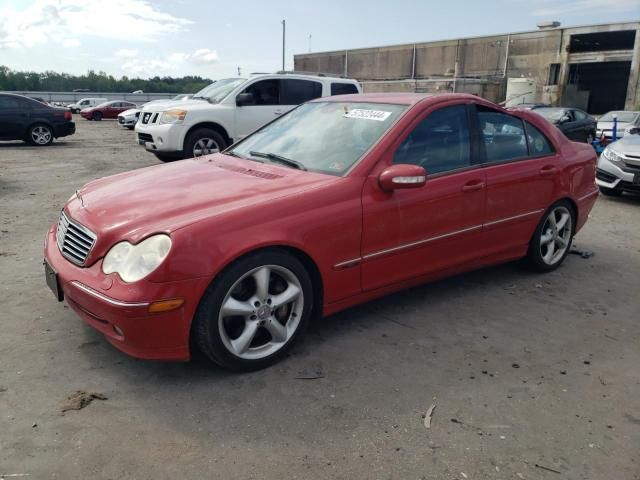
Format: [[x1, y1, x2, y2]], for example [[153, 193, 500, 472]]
[[64, 111, 72, 120]]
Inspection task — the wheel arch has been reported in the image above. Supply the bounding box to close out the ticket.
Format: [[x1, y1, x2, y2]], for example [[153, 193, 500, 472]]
[[184, 121, 232, 148], [558, 196, 578, 233]]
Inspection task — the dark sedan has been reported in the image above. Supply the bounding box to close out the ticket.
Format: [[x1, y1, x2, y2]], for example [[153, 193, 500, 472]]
[[80, 101, 137, 121], [533, 107, 596, 143], [0, 93, 75, 146]]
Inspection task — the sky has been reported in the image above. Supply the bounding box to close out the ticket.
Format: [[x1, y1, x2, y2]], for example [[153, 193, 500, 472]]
[[0, 0, 639, 79]]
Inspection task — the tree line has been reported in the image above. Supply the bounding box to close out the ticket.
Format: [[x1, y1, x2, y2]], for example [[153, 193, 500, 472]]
[[0, 66, 212, 93]]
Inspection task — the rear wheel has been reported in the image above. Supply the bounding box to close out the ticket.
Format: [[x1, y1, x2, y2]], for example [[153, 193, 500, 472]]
[[92, 111, 103, 121], [526, 201, 574, 272], [192, 250, 313, 371], [26, 124, 53, 146], [599, 186, 622, 197], [183, 128, 226, 159]]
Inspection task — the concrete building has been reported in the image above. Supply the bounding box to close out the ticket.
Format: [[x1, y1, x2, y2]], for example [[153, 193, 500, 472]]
[[294, 21, 640, 114]]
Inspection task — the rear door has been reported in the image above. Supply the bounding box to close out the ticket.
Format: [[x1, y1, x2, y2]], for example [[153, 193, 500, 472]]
[[279, 78, 323, 112], [478, 106, 559, 257], [105, 102, 120, 118], [0, 95, 29, 140], [361, 102, 487, 291]]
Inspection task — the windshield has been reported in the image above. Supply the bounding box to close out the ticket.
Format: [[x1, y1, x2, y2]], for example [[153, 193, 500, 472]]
[[534, 108, 566, 121], [599, 111, 639, 123], [193, 78, 245, 103], [230, 102, 407, 176]]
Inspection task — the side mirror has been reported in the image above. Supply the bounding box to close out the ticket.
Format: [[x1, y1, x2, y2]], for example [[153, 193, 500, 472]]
[[236, 93, 255, 107], [378, 164, 427, 191]]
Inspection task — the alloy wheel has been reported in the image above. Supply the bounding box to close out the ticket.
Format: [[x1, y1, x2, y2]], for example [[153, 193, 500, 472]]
[[539, 206, 572, 265], [218, 265, 304, 360], [31, 126, 52, 145], [193, 138, 220, 157]]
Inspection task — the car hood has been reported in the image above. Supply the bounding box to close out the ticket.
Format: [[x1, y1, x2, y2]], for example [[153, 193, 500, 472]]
[[141, 98, 209, 112], [611, 134, 640, 155], [65, 155, 337, 254]]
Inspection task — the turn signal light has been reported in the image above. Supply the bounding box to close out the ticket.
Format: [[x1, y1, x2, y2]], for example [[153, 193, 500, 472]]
[[148, 298, 185, 313]]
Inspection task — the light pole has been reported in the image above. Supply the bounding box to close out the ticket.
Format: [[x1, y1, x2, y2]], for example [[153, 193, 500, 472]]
[[281, 20, 286, 71]]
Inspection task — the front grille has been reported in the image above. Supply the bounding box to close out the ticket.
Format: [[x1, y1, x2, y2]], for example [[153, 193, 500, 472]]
[[138, 133, 153, 144], [621, 162, 640, 173], [596, 169, 617, 183], [56, 211, 96, 266]]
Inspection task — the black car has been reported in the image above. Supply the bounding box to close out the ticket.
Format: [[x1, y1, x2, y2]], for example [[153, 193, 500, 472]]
[[0, 93, 75, 146], [532, 107, 596, 143]]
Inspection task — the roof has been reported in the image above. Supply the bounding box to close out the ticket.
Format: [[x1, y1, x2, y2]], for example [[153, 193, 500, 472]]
[[315, 92, 480, 105]]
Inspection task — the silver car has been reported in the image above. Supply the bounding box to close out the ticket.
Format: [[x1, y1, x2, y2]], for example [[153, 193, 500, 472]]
[[596, 131, 640, 196], [596, 111, 640, 140]]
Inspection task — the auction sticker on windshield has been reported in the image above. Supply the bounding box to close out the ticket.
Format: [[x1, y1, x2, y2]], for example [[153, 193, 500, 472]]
[[344, 109, 392, 122]]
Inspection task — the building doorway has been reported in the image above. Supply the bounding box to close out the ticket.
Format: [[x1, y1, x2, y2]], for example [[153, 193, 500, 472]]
[[567, 61, 632, 114]]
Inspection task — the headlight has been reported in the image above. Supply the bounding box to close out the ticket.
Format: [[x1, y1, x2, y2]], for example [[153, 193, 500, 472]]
[[159, 109, 187, 125], [602, 147, 621, 163], [102, 234, 172, 282]]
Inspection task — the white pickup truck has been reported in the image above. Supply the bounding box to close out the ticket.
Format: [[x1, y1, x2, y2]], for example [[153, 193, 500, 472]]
[[134, 73, 361, 161]]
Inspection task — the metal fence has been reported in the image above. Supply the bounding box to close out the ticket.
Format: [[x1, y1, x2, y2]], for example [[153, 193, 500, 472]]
[[3, 91, 183, 104]]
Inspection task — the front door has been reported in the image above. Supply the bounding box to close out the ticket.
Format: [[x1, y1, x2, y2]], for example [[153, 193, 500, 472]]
[[234, 79, 282, 140], [361, 103, 487, 291]]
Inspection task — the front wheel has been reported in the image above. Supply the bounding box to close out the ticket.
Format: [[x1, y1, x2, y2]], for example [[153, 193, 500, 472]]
[[92, 111, 103, 121], [183, 128, 226, 159], [526, 201, 575, 272], [192, 250, 313, 371], [27, 124, 53, 146]]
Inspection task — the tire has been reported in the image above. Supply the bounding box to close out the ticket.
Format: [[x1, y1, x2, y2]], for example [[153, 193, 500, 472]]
[[526, 200, 575, 272], [154, 153, 179, 163], [599, 186, 622, 197], [92, 111, 103, 121], [126, 126, 135, 130], [183, 128, 226, 159], [26, 123, 54, 146], [192, 249, 313, 371]]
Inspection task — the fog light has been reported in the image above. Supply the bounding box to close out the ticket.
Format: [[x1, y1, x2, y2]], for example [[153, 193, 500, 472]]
[[148, 298, 184, 313], [157, 136, 163, 145], [113, 325, 124, 337]]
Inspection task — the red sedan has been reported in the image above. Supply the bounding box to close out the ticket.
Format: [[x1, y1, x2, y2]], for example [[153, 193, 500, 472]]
[[80, 100, 137, 121], [44, 93, 598, 370]]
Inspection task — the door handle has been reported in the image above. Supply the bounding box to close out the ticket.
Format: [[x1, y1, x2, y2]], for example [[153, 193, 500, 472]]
[[461, 179, 485, 192], [274, 110, 283, 115], [539, 165, 558, 176]]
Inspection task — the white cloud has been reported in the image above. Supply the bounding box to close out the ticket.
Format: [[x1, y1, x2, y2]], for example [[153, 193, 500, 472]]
[[115, 49, 140, 58], [62, 38, 81, 47], [120, 48, 219, 77], [0, 0, 193, 49], [530, 0, 640, 16]]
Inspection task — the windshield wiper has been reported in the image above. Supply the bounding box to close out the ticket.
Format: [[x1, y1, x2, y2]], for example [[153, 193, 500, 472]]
[[249, 151, 307, 171], [224, 150, 265, 163]]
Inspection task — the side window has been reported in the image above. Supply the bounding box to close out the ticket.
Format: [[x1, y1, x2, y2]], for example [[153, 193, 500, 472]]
[[280, 79, 322, 105], [241, 79, 280, 106], [393, 105, 471, 175], [573, 110, 587, 121], [525, 122, 554, 157], [331, 83, 359, 95], [478, 107, 528, 163]]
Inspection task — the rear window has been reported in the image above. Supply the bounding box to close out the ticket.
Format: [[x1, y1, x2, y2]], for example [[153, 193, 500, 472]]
[[331, 83, 359, 96], [280, 79, 323, 105]]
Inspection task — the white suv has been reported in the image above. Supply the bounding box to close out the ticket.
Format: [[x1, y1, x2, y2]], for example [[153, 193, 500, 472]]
[[134, 73, 361, 161]]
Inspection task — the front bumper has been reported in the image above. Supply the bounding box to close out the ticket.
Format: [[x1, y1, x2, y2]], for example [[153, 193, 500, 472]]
[[596, 154, 640, 192], [44, 224, 210, 361], [135, 123, 185, 154]]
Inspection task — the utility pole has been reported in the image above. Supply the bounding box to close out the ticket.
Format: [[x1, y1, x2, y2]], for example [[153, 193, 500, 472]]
[[309, 34, 312, 53], [281, 20, 286, 71]]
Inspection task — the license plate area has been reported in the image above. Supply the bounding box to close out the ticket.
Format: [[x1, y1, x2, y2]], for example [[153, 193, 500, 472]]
[[44, 260, 63, 301]]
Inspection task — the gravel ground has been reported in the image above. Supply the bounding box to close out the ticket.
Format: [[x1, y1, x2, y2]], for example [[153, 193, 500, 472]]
[[1, 118, 639, 479]]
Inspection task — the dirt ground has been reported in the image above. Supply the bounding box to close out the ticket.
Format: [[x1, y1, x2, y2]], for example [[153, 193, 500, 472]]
[[1, 118, 639, 480]]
